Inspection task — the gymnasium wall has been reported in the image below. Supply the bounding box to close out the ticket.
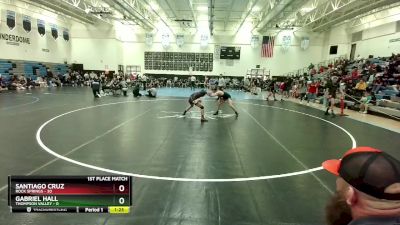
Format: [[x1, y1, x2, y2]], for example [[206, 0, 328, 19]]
[[320, 6, 400, 61], [321, 24, 351, 60], [353, 21, 400, 58], [69, 22, 123, 71], [0, 2, 71, 63], [120, 29, 325, 77]]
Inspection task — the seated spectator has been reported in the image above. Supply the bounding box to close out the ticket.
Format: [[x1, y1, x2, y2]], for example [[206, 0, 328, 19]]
[[132, 84, 142, 97], [319, 66, 324, 73], [396, 82, 400, 97], [359, 91, 372, 114], [53, 76, 62, 87], [146, 86, 157, 98], [19, 75, 27, 88], [354, 79, 367, 96], [351, 67, 359, 79], [322, 147, 400, 225], [119, 78, 128, 97], [9, 75, 24, 90]]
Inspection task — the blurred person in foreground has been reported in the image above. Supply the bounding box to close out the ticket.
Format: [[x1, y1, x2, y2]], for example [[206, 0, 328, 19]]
[[322, 146, 400, 225]]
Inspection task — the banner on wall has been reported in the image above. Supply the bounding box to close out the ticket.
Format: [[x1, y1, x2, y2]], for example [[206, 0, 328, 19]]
[[23, 15, 31, 33], [281, 35, 292, 52], [37, 19, 45, 36], [145, 33, 153, 46], [161, 33, 170, 48], [251, 35, 259, 48], [6, 10, 16, 30], [301, 37, 310, 50], [63, 29, 69, 41], [200, 33, 208, 48], [176, 34, 184, 47], [51, 24, 58, 39]]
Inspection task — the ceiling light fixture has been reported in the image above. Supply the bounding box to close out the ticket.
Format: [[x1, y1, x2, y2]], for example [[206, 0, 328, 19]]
[[197, 6, 208, 11], [252, 6, 260, 12], [300, 7, 315, 13], [149, 2, 159, 10]]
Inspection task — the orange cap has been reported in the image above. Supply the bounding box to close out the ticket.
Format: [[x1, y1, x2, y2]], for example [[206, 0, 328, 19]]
[[322, 146, 382, 176]]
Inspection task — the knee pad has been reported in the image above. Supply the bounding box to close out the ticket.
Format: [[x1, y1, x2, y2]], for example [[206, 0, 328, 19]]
[[199, 105, 204, 109]]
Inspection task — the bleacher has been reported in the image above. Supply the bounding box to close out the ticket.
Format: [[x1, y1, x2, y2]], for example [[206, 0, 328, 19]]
[[0, 60, 14, 80], [0, 59, 69, 85], [284, 55, 400, 119], [47, 63, 69, 76]]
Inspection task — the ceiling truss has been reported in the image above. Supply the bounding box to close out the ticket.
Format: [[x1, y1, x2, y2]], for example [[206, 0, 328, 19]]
[[296, 0, 400, 32], [17, 0, 400, 35]]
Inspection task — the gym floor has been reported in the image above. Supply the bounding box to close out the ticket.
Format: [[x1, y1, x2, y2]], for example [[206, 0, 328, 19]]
[[0, 87, 399, 225]]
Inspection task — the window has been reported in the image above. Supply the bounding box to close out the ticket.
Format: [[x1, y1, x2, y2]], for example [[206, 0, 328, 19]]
[[126, 65, 141, 74], [329, 45, 338, 55]]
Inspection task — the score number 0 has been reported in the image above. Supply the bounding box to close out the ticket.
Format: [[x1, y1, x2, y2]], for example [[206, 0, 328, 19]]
[[118, 185, 125, 205]]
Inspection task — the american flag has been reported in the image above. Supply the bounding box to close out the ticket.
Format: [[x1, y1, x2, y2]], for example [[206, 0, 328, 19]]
[[261, 36, 275, 58]]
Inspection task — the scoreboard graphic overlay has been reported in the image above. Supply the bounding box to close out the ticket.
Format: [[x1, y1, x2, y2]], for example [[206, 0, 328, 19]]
[[8, 176, 132, 213]]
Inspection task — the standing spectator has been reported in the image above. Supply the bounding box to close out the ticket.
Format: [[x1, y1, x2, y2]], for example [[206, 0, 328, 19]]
[[141, 74, 147, 90], [209, 77, 216, 90], [204, 76, 209, 89], [218, 75, 225, 90], [306, 81, 317, 103], [322, 147, 400, 225], [298, 82, 307, 102], [190, 75, 196, 90], [91, 77, 101, 98], [47, 69, 54, 86], [119, 77, 128, 97], [166, 79, 172, 88], [243, 76, 251, 92], [325, 78, 337, 117], [280, 81, 289, 99], [266, 79, 278, 101], [84, 72, 89, 84]]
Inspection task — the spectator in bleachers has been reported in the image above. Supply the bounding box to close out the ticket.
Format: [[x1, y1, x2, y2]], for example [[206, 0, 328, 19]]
[[351, 67, 359, 79], [359, 91, 372, 114], [298, 82, 307, 102], [306, 80, 317, 103], [319, 66, 325, 73], [354, 79, 367, 96]]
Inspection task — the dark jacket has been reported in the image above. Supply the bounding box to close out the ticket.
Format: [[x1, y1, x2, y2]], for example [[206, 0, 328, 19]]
[[348, 216, 400, 225]]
